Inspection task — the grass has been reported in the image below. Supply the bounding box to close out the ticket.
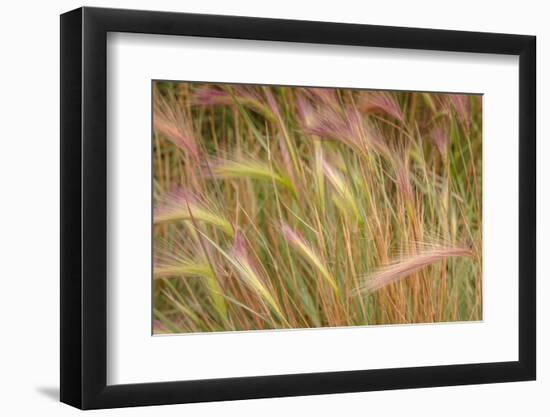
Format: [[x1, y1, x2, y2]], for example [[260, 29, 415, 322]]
[[152, 81, 482, 334]]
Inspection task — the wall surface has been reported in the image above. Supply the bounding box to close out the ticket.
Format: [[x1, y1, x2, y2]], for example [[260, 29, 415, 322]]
[[0, 0, 546, 415]]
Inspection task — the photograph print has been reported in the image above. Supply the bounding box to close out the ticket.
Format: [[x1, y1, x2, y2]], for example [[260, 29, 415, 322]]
[[152, 81, 482, 334]]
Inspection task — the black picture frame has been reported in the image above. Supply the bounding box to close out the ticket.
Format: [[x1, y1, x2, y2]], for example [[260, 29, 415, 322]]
[[60, 6, 536, 410]]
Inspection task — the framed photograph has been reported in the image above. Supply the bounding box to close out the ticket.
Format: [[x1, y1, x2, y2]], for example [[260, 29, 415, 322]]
[[60, 6, 536, 409]]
